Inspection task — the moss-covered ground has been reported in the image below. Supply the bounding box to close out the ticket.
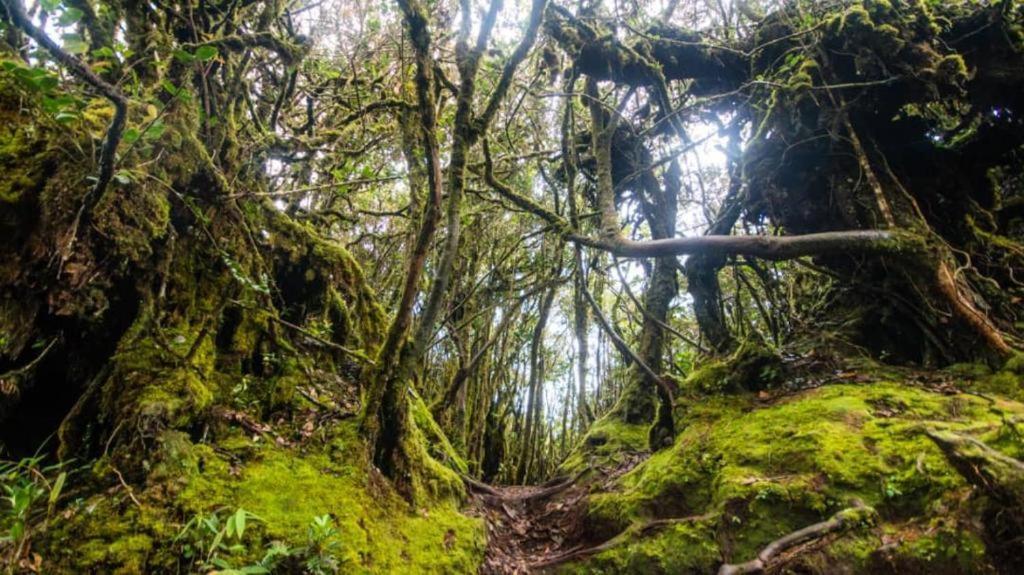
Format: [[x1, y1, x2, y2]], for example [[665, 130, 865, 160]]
[[560, 357, 1024, 574], [39, 414, 485, 574]]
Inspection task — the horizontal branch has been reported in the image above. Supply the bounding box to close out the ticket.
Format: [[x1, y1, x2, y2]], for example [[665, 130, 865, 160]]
[[481, 137, 913, 263], [545, 5, 746, 92], [571, 230, 908, 260]]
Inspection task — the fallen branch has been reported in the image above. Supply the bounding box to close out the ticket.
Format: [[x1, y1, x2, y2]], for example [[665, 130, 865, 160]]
[[718, 500, 873, 575]]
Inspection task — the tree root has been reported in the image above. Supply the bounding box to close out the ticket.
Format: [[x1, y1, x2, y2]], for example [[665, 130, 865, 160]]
[[718, 500, 872, 575], [461, 473, 502, 497], [517, 470, 587, 502], [531, 513, 714, 569], [461, 469, 588, 501], [926, 428, 1024, 505]]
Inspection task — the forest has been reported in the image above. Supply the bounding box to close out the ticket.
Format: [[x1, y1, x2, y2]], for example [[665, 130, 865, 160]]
[[1, 0, 1024, 572]]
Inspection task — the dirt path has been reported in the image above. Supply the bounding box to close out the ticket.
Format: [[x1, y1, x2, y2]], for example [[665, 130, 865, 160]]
[[469, 475, 589, 574], [467, 456, 646, 574]]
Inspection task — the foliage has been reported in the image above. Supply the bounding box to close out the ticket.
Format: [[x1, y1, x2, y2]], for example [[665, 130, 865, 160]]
[[0, 456, 67, 570]]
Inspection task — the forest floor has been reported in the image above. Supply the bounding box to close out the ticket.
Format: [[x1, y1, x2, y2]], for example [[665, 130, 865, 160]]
[[469, 455, 646, 574]]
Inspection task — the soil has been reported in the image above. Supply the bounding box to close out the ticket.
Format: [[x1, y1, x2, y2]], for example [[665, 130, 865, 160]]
[[470, 454, 646, 574]]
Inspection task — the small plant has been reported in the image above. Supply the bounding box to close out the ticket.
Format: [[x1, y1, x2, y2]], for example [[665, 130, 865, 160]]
[[882, 476, 904, 500], [301, 514, 343, 575], [0, 456, 68, 571], [175, 507, 269, 574], [174, 510, 346, 574]]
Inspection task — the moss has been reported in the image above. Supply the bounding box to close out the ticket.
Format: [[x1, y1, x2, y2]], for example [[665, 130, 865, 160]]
[[837, 5, 874, 34], [410, 391, 469, 474], [572, 518, 720, 574], [936, 53, 969, 84], [265, 213, 386, 353], [97, 314, 217, 432], [971, 364, 1024, 402], [682, 343, 782, 395], [1004, 353, 1024, 375], [559, 415, 650, 475], [45, 418, 485, 573], [39, 494, 178, 573], [92, 183, 171, 264], [180, 423, 483, 573], [899, 525, 990, 573], [943, 362, 993, 379], [568, 381, 1024, 572]]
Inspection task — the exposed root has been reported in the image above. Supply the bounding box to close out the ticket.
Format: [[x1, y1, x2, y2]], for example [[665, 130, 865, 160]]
[[532, 514, 713, 570], [717, 500, 873, 575], [926, 428, 1024, 505]]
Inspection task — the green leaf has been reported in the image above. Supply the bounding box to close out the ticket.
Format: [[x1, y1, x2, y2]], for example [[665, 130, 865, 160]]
[[122, 128, 140, 144], [92, 46, 116, 58], [54, 112, 78, 124], [161, 80, 191, 102], [194, 45, 219, 61], [142, 121, 166, 140], [35, 76, 59, 92], [171, 50, 195, 63], [233, 508, 247, 539], [113, 171, 132, 185], [57, 7, 84, 26], [63, 34, 89, 55], [48, 472, 66, 510], [40, 0, 60, 11]]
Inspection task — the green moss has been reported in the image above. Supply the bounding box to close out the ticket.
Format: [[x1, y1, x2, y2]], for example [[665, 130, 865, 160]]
[[180, 424, 483, 573], [39, 494, 178, 573], [92, 183, 171, 264], [682, 343, 782, 395], [573, 518, 720, 574], [97, 314, 217, 432], [568, 381, 1024, 572], [410, 392, 469, 474], [560, 416, 650, 475], [943, 362, 993, 379], [936, 53, 969, 84], [46, 418, 485, 573], [901, 525, 989, 573], [1004, 353, 1024, 375]]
